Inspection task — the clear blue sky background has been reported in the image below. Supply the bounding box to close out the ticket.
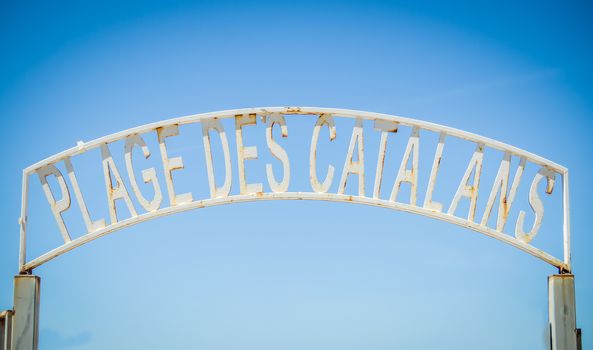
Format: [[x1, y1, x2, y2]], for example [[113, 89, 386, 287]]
[[1, 1, 592, 349]]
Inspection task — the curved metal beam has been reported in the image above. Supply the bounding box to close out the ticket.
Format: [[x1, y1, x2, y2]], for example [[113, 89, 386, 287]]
[[22, 192, 567, 271]]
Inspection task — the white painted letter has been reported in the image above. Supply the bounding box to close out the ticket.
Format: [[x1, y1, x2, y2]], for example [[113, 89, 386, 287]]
[[447, 143, 484, 222], [202, 118, 232, 198], [310, 114, 336, 193], [338, 118, 365, 196], [373, 120, 398, 199], [101, 144, 138, 224], [64, 157, 106, 233], [37, 164, 72, 243], [157, 125, 193, 206], [390, 127, 420, 205], [423, 133, 446, 212], [125, 135, 163, 212], [480, 153, 525, 232], [515, 167, 555, 243], [265, 113, 290, 193], [235, 113, 263, 194]]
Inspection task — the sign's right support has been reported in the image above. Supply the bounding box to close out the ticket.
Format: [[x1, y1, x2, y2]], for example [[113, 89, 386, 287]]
[[549, 274, 581, 350]]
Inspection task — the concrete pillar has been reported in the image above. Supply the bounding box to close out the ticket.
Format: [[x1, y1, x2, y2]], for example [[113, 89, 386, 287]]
[[11, 276, 40, 350], [549, 274, 578, 350]]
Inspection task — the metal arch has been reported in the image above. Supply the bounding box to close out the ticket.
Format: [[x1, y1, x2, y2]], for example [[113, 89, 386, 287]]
[[18, 106, 571, 273], [22, 107, 568, 173]]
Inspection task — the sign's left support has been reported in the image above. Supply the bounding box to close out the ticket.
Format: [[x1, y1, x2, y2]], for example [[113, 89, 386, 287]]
[[10, 275, 40, 350], [0, 309, 14, 350]]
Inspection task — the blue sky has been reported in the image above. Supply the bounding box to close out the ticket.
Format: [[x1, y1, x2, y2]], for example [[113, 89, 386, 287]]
[[1, 1, 592, 349]]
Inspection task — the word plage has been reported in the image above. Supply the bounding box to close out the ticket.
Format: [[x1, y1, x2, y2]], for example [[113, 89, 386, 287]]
[[21, 107, 570, 272]]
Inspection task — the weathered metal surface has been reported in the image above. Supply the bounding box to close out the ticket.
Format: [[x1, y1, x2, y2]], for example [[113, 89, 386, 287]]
[[480, 153, 525, 232], [12, 276, 39, 350], [202, 118, 232, 198], [310, 113, 336, 193], [390, 126, 419, 204], [447, 143, 484, 222], [264, 113, 290, 193], [338, 118, 365, 196], [157, 124, 193, 206], [423, 132, 445, 212], [124, 135, 163, 212], [0, 310, 14, 350], [372, 120, 398, 199], [235, 114, 263, 195], [549, 274, 578, 350], [18, 107, 571, 272]]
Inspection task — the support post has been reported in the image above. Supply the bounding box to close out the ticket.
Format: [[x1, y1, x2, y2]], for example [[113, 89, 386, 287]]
[[12, 276, 40, 350], [1, 310, 14, 350], [549, 274, 578, 350], [0, 313, 4, 350]]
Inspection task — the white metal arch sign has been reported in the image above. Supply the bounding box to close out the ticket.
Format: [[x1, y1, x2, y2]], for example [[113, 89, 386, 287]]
[[5, 107, 580, 350], [19, 106, 570, 272]]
